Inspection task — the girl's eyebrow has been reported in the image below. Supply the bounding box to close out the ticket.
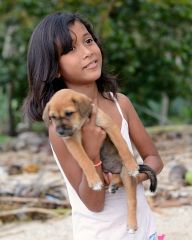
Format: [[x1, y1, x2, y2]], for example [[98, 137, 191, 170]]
[[70, 31, 91, 43], [83, 32, 92, 37]]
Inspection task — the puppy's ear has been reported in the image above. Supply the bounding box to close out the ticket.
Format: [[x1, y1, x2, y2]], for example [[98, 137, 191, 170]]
[[72, 95, 92, 118], [42, 102, 50, 126]]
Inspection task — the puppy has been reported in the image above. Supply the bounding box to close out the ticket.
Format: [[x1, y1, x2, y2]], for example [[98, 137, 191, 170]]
[[43, 89, 157, 233]]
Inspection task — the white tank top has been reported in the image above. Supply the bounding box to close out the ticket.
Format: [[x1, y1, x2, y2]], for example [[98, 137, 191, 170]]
[[51, 97, 157, 240]]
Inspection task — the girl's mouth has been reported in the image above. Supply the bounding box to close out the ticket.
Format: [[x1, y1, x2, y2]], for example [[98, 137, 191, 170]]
[[84, 60, 98, 69]]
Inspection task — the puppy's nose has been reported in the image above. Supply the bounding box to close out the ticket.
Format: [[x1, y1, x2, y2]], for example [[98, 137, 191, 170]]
[[56, 126, 65, 136]]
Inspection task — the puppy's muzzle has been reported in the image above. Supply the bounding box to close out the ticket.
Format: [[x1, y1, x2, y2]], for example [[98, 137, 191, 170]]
[[56, 125, 74, 137]]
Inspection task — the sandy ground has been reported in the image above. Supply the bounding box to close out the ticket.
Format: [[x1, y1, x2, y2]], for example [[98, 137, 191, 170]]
[[1, 126, 192, 239], [0, 206, 192, 240]]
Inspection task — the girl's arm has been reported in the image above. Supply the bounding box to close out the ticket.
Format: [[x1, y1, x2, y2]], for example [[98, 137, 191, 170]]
[[49, 105, 106, 212], [118, 93, 164, 184]]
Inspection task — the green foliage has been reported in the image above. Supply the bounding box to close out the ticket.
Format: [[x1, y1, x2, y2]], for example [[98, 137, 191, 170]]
[[0, 135, 11, 144], [0, 89, 7, 133], [31, 122, 46, 134], [185, 170, 192, 185], [99, 0, 192, 124], [170, 97, 192, 123], [0, 0, 191, 134]]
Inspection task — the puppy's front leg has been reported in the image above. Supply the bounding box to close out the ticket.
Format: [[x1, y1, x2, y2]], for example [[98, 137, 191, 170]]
[[121, 166, 137, 233], [64, 135, 103, 191], [96, 109, 139, 177]]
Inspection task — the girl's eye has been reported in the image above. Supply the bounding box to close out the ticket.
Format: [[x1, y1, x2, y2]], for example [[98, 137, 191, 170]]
[[85, 38, 94, 44], [69, 46, 76, 51]]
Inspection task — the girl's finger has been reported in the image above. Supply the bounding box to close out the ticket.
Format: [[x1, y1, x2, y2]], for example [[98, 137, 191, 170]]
[[103, 172, 113, 185], [89, 104, 97, 126], [103, 173, 109, 185]]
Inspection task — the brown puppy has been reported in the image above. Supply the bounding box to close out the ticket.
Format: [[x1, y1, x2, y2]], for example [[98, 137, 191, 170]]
[[43, 89, 157, 233]]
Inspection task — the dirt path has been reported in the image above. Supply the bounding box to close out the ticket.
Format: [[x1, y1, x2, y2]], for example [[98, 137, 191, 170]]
[[0, 206, 192, 240]]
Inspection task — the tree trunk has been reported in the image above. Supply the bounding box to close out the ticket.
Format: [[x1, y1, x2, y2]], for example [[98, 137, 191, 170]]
[[159, 92, 169, 125], [7, 81, 16, 136]]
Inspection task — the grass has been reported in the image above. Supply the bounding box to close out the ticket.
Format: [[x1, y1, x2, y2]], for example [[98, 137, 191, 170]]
[[31, 122, 46, 133], [0, 135, 12, 144], [147, 124, 192, 134]]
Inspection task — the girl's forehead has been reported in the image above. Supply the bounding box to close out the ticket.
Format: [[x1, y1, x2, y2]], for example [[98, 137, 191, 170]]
[[69, 21, 90, 39], [55, 19, 94, 55]]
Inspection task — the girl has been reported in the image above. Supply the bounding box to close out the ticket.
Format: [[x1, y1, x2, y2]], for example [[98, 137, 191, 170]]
[[23, 12, 163, 240]]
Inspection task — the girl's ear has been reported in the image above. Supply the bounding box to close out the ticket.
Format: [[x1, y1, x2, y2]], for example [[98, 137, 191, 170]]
[[57, 72, 61, 78], [56, 67, 61, 78], [42, 102, 50, 126]]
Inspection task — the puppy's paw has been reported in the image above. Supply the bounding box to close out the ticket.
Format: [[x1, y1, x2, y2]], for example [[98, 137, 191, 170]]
[[108, 184, 119, 194], [127, 169, 139, 177], [92, 181, 103, 191], [125, 161, 139, 177], [127, 227, 137, 234]]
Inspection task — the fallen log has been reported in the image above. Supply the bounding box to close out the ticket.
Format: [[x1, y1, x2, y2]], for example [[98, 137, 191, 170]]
[[0, 207, 59, 218], [0, 196, 70, 208]]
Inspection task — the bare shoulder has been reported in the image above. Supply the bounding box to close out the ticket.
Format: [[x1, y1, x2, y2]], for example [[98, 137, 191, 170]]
[[117, 92, 160, 157], [116, 92, 129, 103], [116, 92, 133, 120], [115, 93, 163, 173], [116, 92, 145, 134]]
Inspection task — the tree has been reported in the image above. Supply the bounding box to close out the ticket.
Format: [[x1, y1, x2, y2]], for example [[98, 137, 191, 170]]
[[0, 0, 191, 135], [100, 0, 192, 125]]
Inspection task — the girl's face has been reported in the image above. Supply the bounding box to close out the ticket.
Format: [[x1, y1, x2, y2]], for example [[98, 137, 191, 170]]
[[58, 21, 102, 87]]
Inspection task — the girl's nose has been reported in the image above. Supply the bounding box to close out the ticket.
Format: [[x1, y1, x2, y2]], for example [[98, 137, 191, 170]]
[[81, 45, 92, 59]]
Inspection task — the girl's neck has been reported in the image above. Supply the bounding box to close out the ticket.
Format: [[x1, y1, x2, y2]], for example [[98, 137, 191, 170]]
[[66, 82, 101, 105]]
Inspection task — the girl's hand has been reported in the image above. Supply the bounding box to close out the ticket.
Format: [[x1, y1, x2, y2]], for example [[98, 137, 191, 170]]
[[82, 104, 106, 161], [103, 172, 113, 186]]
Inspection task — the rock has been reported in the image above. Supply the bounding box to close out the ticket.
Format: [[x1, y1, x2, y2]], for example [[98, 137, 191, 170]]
[[7, 164, 23, 175], [16, 121, 31, 133], [168, 164, 187, 186], [0, 167, 8, 181], [1, 141, 15, 152], [17, 132, 45, 147], [166, 132, 182, 140], [1, 132, 49, 152], [13, 140, 27, 151]]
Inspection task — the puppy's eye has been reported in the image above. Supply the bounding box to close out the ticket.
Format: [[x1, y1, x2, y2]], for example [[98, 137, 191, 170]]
[[50, 115, 56, 119], [65, 111, 74, 117]]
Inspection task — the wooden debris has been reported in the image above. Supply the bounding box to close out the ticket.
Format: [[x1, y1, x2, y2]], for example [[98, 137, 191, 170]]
[[0, 196, 70, 208], [0, 205, 70, 223], [150, 197, 192, 208], [1, 126, 192, 224], [23, 163, 40, 173]]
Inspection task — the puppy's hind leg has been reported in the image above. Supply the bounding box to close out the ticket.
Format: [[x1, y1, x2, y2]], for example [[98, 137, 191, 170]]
[[121, 166, 137, 234], [96, 109, 139, 177]]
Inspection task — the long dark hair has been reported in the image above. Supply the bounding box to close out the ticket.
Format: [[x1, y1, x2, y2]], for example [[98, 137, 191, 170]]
[[23, 12, 118, 122]]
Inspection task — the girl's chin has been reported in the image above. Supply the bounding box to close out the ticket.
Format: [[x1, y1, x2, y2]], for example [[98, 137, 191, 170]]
[[66, 70, 102, 85], [84, 70, 102, 81]]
